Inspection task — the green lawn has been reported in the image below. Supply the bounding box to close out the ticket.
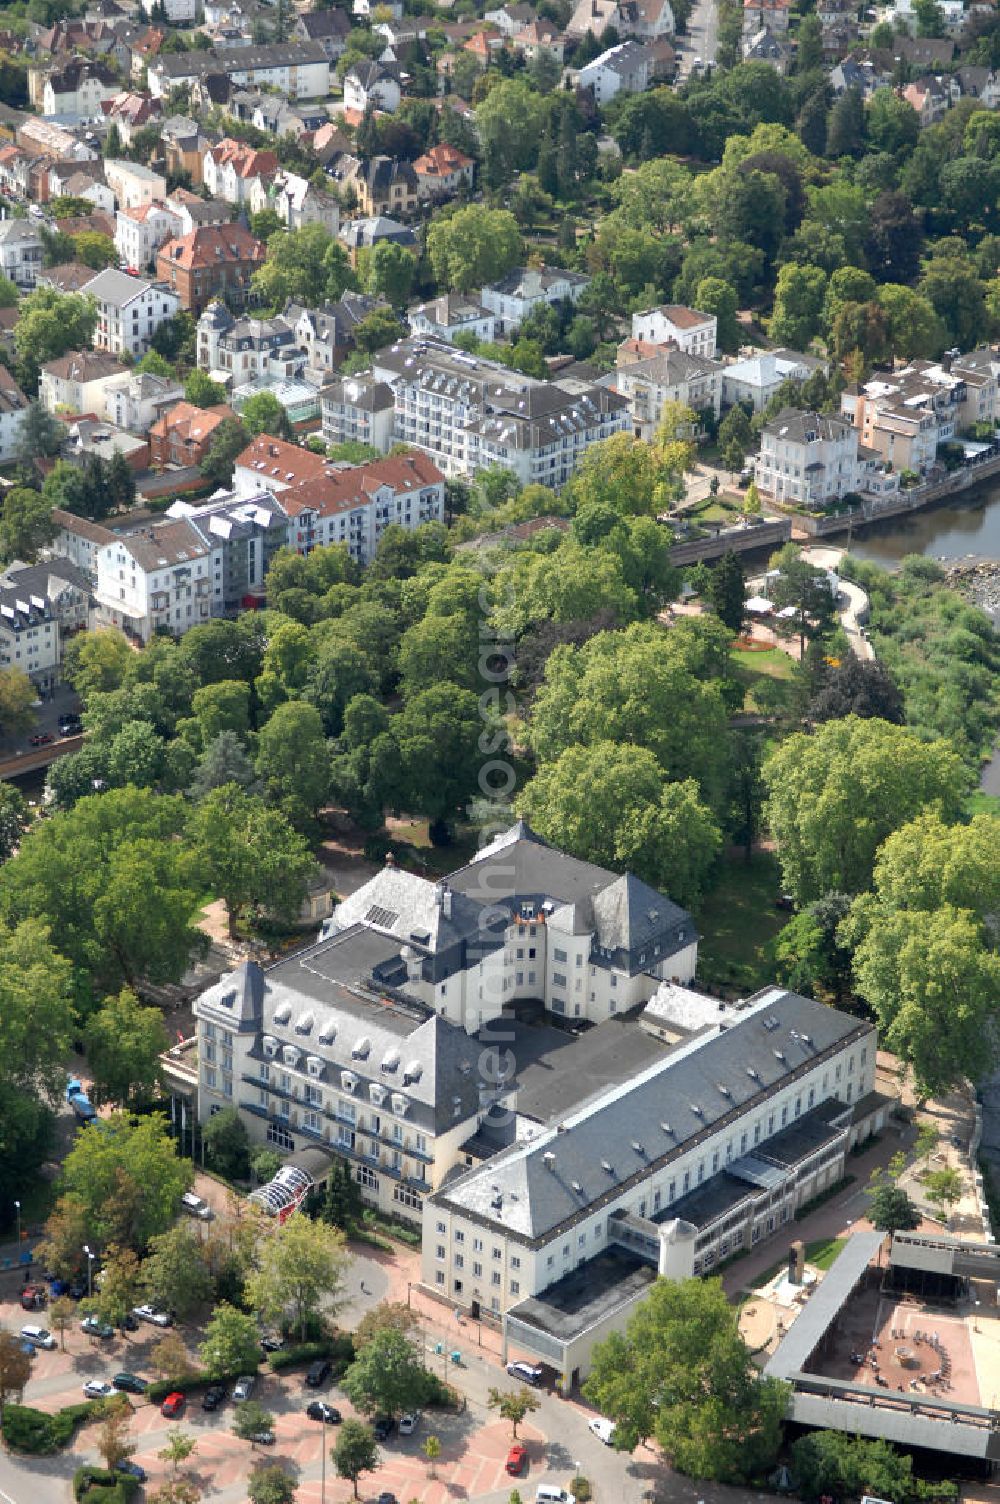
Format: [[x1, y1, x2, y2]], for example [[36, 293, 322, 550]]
[[806, 1236, 846, 1271], [968, 790, 1000, 818], [729, 644, 798, 714], [694, 851, 791, 996]]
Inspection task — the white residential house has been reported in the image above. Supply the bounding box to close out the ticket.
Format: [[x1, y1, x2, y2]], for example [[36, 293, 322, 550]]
[[578, 40, 653, 102], [247, 170, 340, 235], [81, 268, 181, 359], [41, 59, 118, 119], [104, 159, 168, 211], [114, 201, 184, 273], [40, 351, 130, 419], [567, 0, 674, 40], [631, 303, 717, 358], [140, 0, 196, 19], [147, 43, 331, 101], [721, 349, 826, 411], [755, 406, 898, 507], [0, 365, 30, 462], [320, 373, 397, 454], [343, 61, 402, 114], [203, 138, 279, 207], [0, 220, 43, 290], [480, 265, 591, 337], [106, 369, 186, 434], [0, 559, 91, 692], [408, 292, 495, 345], [615, 348, 723, 440]]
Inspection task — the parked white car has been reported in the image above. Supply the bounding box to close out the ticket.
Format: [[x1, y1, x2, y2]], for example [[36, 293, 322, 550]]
[[588, 1417, 617, 1445], [20, 1325, 56, 1350], [133, 1304, 172, 1327]]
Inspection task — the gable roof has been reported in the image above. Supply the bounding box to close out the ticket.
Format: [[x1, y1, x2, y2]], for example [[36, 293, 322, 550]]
[[157, 221, 265, 271]]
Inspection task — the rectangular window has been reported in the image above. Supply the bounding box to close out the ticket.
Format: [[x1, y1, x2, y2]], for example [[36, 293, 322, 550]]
[[455, 1254, 463, 1269], [511, 1255, 520, 1269], [510, 1280, 519, 1295], [552, 972, 567, 988], [473, 1261, 482, 1277], [491, 1271, 501, 1287], [553, 947, 567, 963]]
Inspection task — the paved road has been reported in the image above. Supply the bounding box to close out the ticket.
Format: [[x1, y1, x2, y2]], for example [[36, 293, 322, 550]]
[[675, 0, 718, 79], [800, 545, 875, 662]]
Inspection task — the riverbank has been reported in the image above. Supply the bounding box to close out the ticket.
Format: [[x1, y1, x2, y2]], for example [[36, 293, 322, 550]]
[[944, 559, 1000, 622]]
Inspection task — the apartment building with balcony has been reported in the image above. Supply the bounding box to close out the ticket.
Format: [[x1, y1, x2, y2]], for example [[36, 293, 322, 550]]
[[614, 344, 722, 440], [629, 302, 718, 359], [319, 372, 397, 452], [755, 407, 898, 508], [147, 42, 331, 100], [841, 352, 1000, 475], [369, 337, 630, 486]]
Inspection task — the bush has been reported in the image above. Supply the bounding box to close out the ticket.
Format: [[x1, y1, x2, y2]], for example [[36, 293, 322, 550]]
[[4, 1399, 110, 1454], [422, 1371, 460, 1410], [74, 1467, 140, 1504], [571, 1476, 592, 1502], [145, 1370, 215, 1403], [269, 1333, 354, 1374], [361, 1209, 422, 1247]]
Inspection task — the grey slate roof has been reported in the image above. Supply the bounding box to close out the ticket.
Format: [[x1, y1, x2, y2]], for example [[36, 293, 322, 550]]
[[432, 987, 870, 1242], [765, 1229, 884, 1379], [154, 41, 328, 78]]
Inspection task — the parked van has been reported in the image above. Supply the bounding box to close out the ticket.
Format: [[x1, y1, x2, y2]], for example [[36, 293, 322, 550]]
[[536, 1487, 575, 1504], [180, 1191, 212, 1220]]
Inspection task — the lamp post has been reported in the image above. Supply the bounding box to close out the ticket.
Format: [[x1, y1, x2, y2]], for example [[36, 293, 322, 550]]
[[14, 1200, 20, 1248], [320, 1409, 327, 1504], [83, 1244, 94, 1300]]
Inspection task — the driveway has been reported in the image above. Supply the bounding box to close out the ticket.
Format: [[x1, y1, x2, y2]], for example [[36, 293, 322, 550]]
[[800, 545, 875, 662]]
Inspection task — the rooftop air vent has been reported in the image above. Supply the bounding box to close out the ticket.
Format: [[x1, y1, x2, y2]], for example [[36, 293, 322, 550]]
[[631, 1141, 645, 1155], [774, 1049, 786, 1062], [691, 1104, 703, 1117], [543, 1151, 556, 1169], [661, 1122, 673, 1135], [717, 1083, 732, 1097], [747, 1066, 761, 1081], [601, 1159, 615, 1174]]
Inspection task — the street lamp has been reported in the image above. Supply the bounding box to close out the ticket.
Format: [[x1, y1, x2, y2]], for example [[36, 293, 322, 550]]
[[13, 1200, 20, 1248], [83, 1244, 94, 1300], [320, 1408, 327, 1504]]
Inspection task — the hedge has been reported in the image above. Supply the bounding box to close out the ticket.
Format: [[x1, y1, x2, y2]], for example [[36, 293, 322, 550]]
[[145, 1369, 217, 1403], [269, 1333, 354, 1374], [4, 1399, 114, 1455], [74, 1467, 140, 1504]]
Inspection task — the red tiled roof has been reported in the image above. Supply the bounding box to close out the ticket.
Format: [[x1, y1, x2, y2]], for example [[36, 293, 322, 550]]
[[208, 137, 278, 179], [150, 400, 235, 445], [413, 142, 473, 176], [279, 449, 445, 520], [157, 222, 266, 273], [234, 433, 329, 486]]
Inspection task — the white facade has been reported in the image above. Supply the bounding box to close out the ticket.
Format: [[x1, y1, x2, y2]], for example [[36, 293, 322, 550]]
[[631, 304, 718, 358], [114, 202, 184, 272], [371, 338, 630, 487], [104, 159, 168, 210], [756, 408, 866, 507], [82, 270, 181, 359], [0, 221, 43, 290], [42, 68, 117, 119], [106, 370, 185, 434], [615, 349, 722, 440], [408, 294, 495, 345], [247, 171, 340, 234], [578, 41, 652, 102], [481, 266, 590, 337], [425, 989, 881, 1358], [0, 369, 29, 462], [40, 354, 130, 419], [148, 46, 331, 101], [141, 0, 197, 18], [721, 349, 821, 412], [343, 63, 402, 114]]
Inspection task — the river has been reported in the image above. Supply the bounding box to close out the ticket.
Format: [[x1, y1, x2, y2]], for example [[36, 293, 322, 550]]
[[847, 478, 1000, 567]]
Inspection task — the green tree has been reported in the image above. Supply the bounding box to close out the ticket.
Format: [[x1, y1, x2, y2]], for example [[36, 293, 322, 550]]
[[352, 306, 404, 355], [866, 1171, 920, 1234], [143, 1224, 214, 1318], [707, 551, 745, 634], [200, 1302, 263, 1378], [393, 682, 482, 829], [255, 700, 330, 827], [88, 1242, 142, 1330], [924, 1166, 963, 1219], [96, 1400, 136, 1473], [486, 1387, 539, 1438], [63, 628, 132, 697], [158, 1429, 197, 1476], [0, 484, 55, 563], [189, 732, 262, 800], [85, 987, 169, 1110], [0, 1330, 32, 1419], [201, 1105, 251, 1180], [59, 1111, 193, 1250], [36, 1193, 89, 1282], [695, 276, 740, 353], [49, 1294, 76, 1350], [73, 231, 117, 270], [866, 88, 920, 154], [762, 717, 969, 905], [474, 78, 545, 184], [423, 1434, 441, 1479], [185, 369, 228, 409], [245, 1215, 348, 1341], [427, 205, 523, 292], [769, 261, 826, 348], [248, 1465, 297, 1504], [189, 783, 317, 937], [191, 680, 251, 745], [772, 892, 853, 1003], [14, 287, 97, 389], [791, 1431, 942, 1504], [251, 223, 357, 309], [0, 786, 204, 990], [717, 404, 753, 474], [366, 240, 415, 308], [333, 1418, 379, 1499], [0, 667, 35, 737], [232, 1400, 276, 1444], [200, 417, 250, 488], [520, 742, 721, 907], [240, 391, 292, 440], [584, 1277, 787, 1481], [15, 403, 64, 464], [878, 284, 945, 360], [342, 1326, 432, 1417], [151, 1335, 197, 1387]]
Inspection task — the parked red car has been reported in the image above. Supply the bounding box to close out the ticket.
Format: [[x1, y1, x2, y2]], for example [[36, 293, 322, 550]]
[[20, 1286, 46, 1311], [505, 1445, 527, 1476], [161, 1393, 186, 1418]]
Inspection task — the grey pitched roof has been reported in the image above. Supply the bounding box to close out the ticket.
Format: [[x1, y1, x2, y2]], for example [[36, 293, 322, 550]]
[[432, 986, 869, 1242], [154, 41, 328, 78], [81, 267, 158, 307]]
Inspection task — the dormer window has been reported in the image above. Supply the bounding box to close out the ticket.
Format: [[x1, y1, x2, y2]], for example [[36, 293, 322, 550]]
[[370, 1084, 387, 1105], [352, 1036, 371, 1060], [341, 1070, 358, 1093], [391, 1092, 410, 1117], [273, 1002, 291, 1025], [295, 1011, 314, 1035], [381, 1049, 400, 1073], [282, 1044, 300, 1067], [306, 1056, 322, 1078], [262, 1035, 278, 1058], [318, 1019, 336, 1045]]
